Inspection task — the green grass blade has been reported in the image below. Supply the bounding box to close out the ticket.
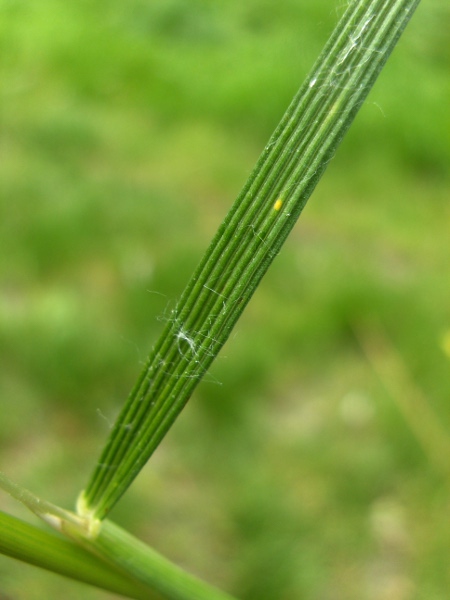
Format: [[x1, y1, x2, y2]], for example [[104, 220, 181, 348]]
[[80, 0, 421, 519], [0, 511, 149, 600]]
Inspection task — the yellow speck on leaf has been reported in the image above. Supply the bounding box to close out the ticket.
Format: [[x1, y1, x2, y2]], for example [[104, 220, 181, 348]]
[[273, 198, 283, 211], [441, 330, 450, 360]]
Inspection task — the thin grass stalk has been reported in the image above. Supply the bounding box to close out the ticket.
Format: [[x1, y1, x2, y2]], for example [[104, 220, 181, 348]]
[[0, 511, 149, 600], [65, 519, 236, 600], [80, 0, 421, 519], [0, 472, 236, 600]]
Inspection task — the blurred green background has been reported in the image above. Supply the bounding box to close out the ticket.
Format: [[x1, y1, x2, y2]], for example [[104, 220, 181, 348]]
[[1, 0, 449, 598]]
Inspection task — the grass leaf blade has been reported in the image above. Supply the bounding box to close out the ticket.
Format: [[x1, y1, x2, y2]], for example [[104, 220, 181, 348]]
[[81, 0, 421, 519]]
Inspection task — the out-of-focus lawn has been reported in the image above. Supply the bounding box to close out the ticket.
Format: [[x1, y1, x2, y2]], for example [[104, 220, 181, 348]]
[[1, 1, 449, 598]]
